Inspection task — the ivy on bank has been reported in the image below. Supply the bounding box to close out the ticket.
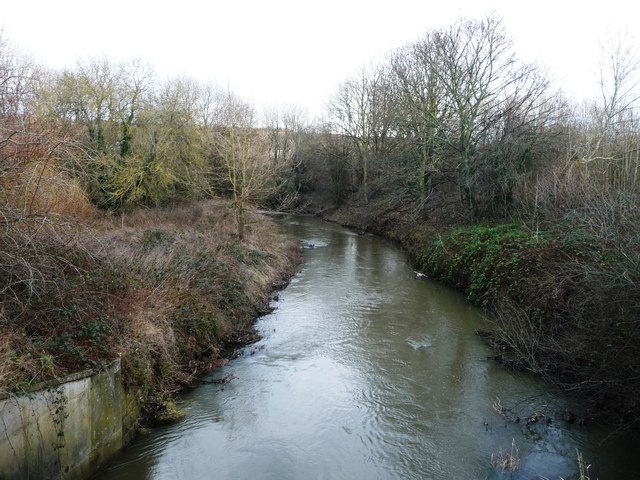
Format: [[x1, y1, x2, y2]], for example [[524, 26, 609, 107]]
[[412, 224, 547, 308]]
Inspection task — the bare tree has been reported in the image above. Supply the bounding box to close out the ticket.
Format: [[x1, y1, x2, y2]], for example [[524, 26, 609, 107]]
[[263, 103, 308, 165], [592, 32, 640, 159], [194, 82, 224, 129], [570, 32, 640, 198], [210, 92, 275, 239], [328, 64, 395, 204], [0, 33, 80, 219], [116, 59, 152, 159], [433, 15, 514, 212], [427, 14, 554, 214], [391, 37, 450, 203], [0, 33, 40, 118]]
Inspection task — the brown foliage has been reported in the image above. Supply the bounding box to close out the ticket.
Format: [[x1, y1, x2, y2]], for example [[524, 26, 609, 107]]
[[0, 198, 299, 426]]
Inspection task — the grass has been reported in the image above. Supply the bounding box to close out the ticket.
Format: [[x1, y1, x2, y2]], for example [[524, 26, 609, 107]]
[[0, 193, 299, 423]]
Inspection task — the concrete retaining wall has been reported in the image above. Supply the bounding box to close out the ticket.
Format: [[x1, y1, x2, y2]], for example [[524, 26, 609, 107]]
[[0, 360, 139, 480]]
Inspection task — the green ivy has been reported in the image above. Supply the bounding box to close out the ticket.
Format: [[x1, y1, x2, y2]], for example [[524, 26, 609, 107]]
[[414, 224, 546, 308]]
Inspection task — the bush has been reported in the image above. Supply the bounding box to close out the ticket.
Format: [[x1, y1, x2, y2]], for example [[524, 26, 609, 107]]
[[414, 224, 546, 307], [412, 220, 640, 422]]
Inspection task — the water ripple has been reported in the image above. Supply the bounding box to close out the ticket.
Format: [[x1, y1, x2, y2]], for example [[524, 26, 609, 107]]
[[95, 216, 640, 480]]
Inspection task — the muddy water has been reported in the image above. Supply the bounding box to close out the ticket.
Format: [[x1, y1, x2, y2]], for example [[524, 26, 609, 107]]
[[96, 216, 638, 480]]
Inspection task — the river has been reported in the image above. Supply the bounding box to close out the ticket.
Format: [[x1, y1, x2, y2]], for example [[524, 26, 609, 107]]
[[95, 215, 639, 479]]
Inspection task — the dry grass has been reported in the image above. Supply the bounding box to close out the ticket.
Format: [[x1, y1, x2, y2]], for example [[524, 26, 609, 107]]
[[576, 450, 593, 480], [97, 199, 299, 417], [3, 159, 95, 220], [491, 439, 520, 474], [0, 194, 299, 422]]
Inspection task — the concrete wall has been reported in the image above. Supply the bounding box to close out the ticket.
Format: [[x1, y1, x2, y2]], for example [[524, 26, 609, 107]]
[[0, 360, 139, 480]]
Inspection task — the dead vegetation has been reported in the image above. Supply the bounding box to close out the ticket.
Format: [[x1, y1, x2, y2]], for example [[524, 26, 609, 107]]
[[0, 191, 299, 422], [490, 439, 520, 475], [93, 200, 299, 414], [0, 33, 299, 425]]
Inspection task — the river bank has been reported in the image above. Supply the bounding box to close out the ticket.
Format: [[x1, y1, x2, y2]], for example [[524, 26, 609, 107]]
[[95, 200, 301, 424], [94, 214, 640, 480], [1, 199, 300, 438], [320, 198, 640, 428]]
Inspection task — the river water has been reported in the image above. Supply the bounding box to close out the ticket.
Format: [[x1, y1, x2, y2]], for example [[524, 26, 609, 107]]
[[96, 216, 638, 480]]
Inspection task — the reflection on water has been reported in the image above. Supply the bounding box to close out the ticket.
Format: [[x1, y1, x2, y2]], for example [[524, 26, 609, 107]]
[[96, 216, 639, 480]]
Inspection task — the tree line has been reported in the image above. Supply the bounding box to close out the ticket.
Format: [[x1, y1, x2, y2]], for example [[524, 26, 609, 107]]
[[2, 13, 639, 237], [0, 39, 311, 240], [2, 13, 639, 424], [307, 14, 640, 230]]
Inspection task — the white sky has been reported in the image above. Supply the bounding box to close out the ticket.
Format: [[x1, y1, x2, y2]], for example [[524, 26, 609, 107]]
[[2, 0, 638, 118]]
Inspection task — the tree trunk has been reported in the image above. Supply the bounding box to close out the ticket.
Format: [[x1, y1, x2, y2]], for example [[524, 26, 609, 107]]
[[236, 202, 245, 240]]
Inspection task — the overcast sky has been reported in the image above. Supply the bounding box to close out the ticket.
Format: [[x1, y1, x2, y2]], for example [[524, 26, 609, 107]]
[[2, 0, 638, 118]]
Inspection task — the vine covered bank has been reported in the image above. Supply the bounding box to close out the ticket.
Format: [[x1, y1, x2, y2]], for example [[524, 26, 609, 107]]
[[327, 203, 640, 426]]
